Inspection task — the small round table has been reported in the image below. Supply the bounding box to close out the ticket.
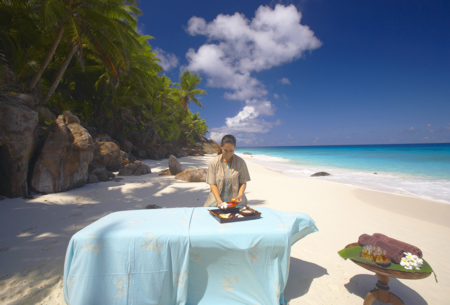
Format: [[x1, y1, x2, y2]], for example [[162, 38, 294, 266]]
[[345, 242, 431, 305]]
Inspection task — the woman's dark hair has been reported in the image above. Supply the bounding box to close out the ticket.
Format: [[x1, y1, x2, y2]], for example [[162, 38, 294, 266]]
[[217, 134, 236, 155]]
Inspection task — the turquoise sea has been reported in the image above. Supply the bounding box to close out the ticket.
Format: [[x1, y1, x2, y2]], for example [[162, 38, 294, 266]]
[[234, 143, 450, 203]]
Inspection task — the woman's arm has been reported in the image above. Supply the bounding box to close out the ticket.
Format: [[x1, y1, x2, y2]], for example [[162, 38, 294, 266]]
[[210, 184, 223, 206], [234, 183, 246, 203]]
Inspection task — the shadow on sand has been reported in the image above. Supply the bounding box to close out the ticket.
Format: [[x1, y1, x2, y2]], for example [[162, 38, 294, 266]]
[[284, 257, 328, 301], [344, 274, 428, 305]]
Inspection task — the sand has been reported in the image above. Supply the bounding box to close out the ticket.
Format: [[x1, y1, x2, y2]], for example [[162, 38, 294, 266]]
[[0, 154, 447, 304]]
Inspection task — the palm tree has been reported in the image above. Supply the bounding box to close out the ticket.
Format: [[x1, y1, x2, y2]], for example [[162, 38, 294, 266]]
[[186, 112, 207, 138], [171, 70, 206, 115], [39, 0, 143, 105]]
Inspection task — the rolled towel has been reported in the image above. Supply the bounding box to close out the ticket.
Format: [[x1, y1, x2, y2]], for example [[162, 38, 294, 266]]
[[358, 234, 404, 263], [373, 233, 423, 258]]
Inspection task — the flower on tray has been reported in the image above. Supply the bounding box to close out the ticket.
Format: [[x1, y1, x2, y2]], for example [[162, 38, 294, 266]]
[[400, 252, 423, 270]]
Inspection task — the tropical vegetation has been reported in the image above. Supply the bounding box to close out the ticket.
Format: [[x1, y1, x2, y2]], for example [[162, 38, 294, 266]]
[[0, 0, 208, 142]]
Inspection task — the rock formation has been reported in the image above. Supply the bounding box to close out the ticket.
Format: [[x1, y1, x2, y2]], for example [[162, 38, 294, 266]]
[[310, 172, 331, 177], [0, 98, 38, 197], [118, 161, 151, 176], [30, 111, 94, 193], [168, 155, 184, 175], [93, 141, 122, 171], [174, 168, 208, 182]]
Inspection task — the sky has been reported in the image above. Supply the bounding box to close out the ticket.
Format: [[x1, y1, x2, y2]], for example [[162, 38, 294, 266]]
[[137, 0, 450, 147]]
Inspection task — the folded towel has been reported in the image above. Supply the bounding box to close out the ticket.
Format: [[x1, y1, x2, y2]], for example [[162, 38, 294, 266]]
[[373, 233, 423, 258], [358, 234, 404, 263]]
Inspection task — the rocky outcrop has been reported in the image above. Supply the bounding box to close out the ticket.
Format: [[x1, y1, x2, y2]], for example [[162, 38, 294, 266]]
[[93, 141, 122, 171], [311, 172, 331, 177], [30, 111, 94, 193], [118, 161, 151, 176], [0, 98, 38, 197], [174, 168, 208, 182], [178, 137, 220, 156], [168, 155, 184, 175]]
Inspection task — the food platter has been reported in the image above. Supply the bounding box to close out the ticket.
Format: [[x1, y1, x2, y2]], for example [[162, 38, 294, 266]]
[[208, 206, 262, 223]]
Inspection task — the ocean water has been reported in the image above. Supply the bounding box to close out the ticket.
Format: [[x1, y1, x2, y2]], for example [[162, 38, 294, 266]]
[[234, 144, 450, 204]]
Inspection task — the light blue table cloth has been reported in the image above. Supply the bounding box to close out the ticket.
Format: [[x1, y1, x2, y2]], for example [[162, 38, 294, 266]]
[[63, 207, 318, 305]]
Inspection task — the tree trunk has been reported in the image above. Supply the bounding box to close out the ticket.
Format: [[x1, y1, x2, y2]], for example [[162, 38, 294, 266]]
[[41, 43, 77, 105], [28, 25, 65, 91]]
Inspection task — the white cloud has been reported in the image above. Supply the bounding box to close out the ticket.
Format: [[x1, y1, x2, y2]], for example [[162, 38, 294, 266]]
[[186, 4, 321, 137], [427, 124, 431, 127], [154, 47, 179, 71], [274, 93, 280, 99], [279, 77, 291, 84], [211, 99, 281, 136]]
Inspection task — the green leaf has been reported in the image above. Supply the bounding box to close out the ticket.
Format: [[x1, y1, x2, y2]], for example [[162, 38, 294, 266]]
[[338, 246, 437, 282]]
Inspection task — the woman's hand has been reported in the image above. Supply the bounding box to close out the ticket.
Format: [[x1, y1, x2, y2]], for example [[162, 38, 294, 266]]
[[233, 195, 243, 203], [216, 199, 223, 208]]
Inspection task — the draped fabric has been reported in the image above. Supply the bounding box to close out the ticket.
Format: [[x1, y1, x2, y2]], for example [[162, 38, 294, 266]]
[[63, 207, 318, 305]]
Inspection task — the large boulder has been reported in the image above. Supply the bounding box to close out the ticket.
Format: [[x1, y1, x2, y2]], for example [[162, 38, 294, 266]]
[[175, 168, 208, 182], [118, 161, 151, 176], [93, 141, 122, 171], [0, 98, 38, 197], [168, 155, 184, 175], [31, 111, 94, 193]]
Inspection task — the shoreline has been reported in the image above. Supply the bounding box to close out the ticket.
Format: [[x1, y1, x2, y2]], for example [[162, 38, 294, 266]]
[[0, 154, 448, 304], [236, 152, 450, 204]]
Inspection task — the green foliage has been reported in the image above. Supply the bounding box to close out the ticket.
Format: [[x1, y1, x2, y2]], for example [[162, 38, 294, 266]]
[[338, 246, 437, 282], [0, 0, 209, 141]]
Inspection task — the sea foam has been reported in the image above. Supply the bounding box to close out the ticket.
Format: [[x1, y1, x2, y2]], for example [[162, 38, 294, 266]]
[[236, 152, 450, 204]]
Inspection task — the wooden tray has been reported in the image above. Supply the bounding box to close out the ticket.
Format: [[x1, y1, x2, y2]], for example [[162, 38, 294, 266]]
[[208, 206, 262, 224]]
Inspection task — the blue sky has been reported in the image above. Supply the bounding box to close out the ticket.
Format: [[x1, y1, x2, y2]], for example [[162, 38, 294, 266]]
[[137, 0, 450, 147]]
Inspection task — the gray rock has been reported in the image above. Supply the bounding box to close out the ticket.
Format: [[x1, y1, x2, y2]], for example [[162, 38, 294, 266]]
[[0, 99, 38, 197], [87, 174, 99, 184], [31, 111, 94, 193], [174, 168, 208, 182], [168, 155, 184, 175], [93, 141, 122, 171], [92, 167, 110, 181], [145, 204, 162, 209], [310, 172, 331, 177], [118, 161, 151, 176]]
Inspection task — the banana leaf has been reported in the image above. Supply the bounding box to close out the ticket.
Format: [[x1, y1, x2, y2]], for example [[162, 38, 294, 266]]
[[338, 246, 437, 283]]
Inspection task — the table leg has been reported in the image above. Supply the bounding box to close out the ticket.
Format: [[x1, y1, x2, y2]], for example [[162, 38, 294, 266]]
[[362, 273, 405, 305]]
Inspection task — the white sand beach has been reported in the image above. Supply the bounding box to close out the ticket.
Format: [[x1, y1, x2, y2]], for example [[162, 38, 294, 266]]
[[0, 154, 448, 304]]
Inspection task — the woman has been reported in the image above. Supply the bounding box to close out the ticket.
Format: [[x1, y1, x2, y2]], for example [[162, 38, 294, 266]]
[[204, 134, 251, 207]]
